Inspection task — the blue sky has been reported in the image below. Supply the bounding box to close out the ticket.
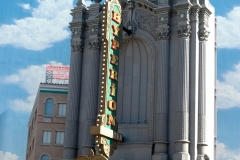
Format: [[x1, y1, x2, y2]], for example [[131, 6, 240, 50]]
[[0, 0, 240, 159]]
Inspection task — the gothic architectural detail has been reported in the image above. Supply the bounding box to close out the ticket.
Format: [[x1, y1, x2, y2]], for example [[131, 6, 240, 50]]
[[158, 13, 169, 24], [191, 7, 200, 22], [177, 10, 190, 21], [157, 26, 170, 40], [135, 9, 158, 40], [71, 40, 84, 52], [88, 38, 101, 50], [71, 27, 83, 36], [199, 11, 209, 26], [199, 28, 210, 41], [177, 24, 191, 38], [89, 25, 100, 34], [63, 1, 216, 160]]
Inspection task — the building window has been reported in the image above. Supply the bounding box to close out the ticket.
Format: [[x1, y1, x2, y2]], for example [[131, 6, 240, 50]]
[[58, 104, 66, 116], [55, 131, 64, 145], [45, 98, 54, 115], [41, 154, 49, 160], [42, 131, 51, 144]]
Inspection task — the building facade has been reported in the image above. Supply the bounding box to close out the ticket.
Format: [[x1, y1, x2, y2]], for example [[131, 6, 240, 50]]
[[26, 83, 68, 160], [64, 0, 216, 160]]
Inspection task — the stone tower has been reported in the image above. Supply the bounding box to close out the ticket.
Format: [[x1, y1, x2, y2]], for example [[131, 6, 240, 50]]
[[63, 0, 216, 160]]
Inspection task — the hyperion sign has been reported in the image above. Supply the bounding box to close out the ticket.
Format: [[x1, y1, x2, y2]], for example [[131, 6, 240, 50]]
[[90, 0, 123, 158]]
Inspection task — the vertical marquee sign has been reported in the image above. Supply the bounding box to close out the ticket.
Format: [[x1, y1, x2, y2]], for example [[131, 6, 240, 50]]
[[90, 0, 123, 158]]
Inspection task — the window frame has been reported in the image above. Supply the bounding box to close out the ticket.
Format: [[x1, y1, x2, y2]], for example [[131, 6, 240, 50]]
[[44, 98, 54, 116], [55, 131, 65, 145], [40, 154, 50, 160], [42, 130, 52, 144], [57, 103, 66, 117]]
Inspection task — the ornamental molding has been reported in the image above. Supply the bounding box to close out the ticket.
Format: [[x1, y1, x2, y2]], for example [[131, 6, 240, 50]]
[[135, 9, 158, 40], [89, 25, 101, 34], [88, 38, 101, 50], [71, 40, 84, 53], [158, 13, 169, 24], [70, 27, 82, 36], [157, 26, 170, 41], [177, 24, 191, 38], [199, 10, 210, 26], [177, 10, 190, 21], [190, 6, 200, 22], [199, 28, 209, 41]]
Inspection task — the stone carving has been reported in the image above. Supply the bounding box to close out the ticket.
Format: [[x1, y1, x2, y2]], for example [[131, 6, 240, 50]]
[[191, 9, 199, 22], [199, 28, 209, 41], [89, 25, 100, 34], [88, 38, 101, 50], [157, 26, 170, 40], [135, 9, 158, 40], [71, 40, 83, 52], [177, 10, 189, 21], [126, 21, 137, 34], [71, 27, 82, 36], [177, 24, 191, 38], [158, 13, 169, 24], [199, 12, 209, 26]]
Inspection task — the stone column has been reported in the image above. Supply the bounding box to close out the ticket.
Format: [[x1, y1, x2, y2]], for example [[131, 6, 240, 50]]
[[197, 7, 211, 160], [63, 1, 87, 159], [189, 3, 200, 159], [63, 8, 85, 160], [173, 2, 192, 160], [77, 3, 102, 156], [152, 7, 170, 160]]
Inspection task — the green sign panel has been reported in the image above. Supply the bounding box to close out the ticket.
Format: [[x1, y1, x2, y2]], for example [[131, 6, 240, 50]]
[[90, 0, 123, 158]]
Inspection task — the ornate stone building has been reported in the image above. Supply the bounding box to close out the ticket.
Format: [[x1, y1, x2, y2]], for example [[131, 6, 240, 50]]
[[63, 0, 216, 160]]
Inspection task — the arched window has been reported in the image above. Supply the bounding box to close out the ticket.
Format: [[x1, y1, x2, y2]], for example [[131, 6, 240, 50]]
[[41, 154, 49, 160], [45, 98, 54, 115]]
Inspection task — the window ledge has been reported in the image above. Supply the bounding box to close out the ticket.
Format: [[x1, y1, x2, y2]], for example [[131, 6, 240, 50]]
[[54, 144, 64, 147], [41, 143, 51, 146], [43, 115, 54, 117], [56, 116, 66, 118]]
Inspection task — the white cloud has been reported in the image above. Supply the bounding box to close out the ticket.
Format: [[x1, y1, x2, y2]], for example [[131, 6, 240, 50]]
[[0, 0, 73, 51], [217, 142, 240, 160], [217, 62, 240, 109], [19, 3, 31, 10], [3, 61, 64, 112], [217, 6, 240, 49], [0, 151, 18, 160]]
